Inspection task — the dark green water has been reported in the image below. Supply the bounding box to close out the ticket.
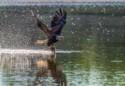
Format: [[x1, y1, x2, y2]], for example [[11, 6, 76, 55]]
[[0, 5, 125, 86]]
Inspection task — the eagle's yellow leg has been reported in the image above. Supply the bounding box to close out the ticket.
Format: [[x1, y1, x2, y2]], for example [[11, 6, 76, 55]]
[[49, 46, 56, 50], [49, 46, 56, 57], [36, 40, 47, 44]]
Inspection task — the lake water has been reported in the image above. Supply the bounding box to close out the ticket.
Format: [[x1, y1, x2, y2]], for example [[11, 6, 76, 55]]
[[0, 5, 125, 86]]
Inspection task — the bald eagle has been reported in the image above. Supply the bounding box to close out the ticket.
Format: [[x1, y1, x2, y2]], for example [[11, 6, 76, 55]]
[[35, 8, 67, 48]]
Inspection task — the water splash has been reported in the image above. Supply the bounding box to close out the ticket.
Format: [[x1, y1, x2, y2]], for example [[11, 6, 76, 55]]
[[56, 50, 82, 53], [0, 49, 51, 54], [0, 49, 82, 54]]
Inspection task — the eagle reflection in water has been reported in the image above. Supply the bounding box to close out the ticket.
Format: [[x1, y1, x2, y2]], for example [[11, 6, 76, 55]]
[[34, 49, 67, 86]]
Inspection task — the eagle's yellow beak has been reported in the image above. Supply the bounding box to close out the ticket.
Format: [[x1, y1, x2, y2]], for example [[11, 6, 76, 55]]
[[60, 36, 64, 40]]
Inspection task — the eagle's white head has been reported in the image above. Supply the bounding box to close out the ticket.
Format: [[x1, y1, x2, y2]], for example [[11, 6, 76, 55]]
[[56, 35, 64, 40]]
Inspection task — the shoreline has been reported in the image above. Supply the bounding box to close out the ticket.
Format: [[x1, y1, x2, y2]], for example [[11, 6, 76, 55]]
[[0, 2, 125, 6]]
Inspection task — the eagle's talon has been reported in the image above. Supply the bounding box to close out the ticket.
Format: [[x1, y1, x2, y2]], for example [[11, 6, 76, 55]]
[[49, 46, 56, 49]]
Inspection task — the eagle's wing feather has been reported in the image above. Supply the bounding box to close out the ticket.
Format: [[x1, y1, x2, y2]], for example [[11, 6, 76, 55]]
[[51, 7, 67, 35], [30, 10, 53, 37], [37, 18, 54, 37]]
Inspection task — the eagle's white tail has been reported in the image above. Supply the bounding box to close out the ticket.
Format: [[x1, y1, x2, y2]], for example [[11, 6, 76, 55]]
[[36, 40, 48, 44]]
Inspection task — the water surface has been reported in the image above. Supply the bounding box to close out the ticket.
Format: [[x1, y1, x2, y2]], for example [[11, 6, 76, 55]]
[[0, 5, 125, 86]]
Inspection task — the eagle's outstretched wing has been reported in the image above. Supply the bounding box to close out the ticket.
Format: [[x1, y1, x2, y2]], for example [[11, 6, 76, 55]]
[[51, 7, 67, 35], [36, 18, 54, 37], [31, 10, 53, 37]]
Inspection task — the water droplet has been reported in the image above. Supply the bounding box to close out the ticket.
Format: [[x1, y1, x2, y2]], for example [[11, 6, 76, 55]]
[[71, 18, 74, 20], [72, 22, 75, 26], [107, 30, 110, 33], [108, 39, 109, 42], [79, 25, 81, 27], [49, 15, 52, 18], [97, 28, 100, 31], [99, 22, 101, 26], [103, 8, 106, 13], [5, 15, 8, 18], [71, 31, 74, 34]]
